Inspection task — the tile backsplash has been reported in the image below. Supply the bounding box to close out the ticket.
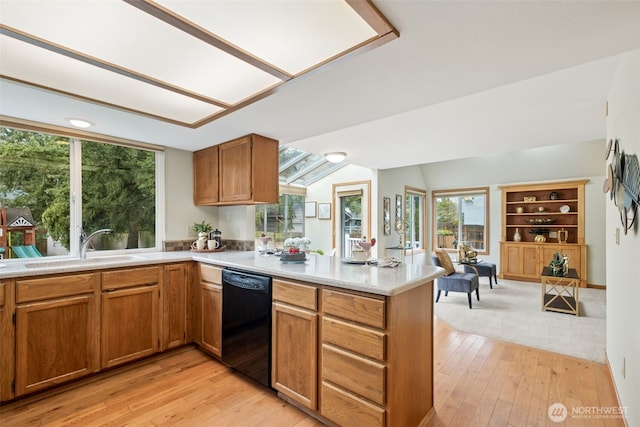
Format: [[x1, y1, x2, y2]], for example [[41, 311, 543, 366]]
[[163, 239, 255, 252]]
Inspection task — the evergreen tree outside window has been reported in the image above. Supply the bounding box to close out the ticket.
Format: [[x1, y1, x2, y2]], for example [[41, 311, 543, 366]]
[[0, 126, 160, 258]]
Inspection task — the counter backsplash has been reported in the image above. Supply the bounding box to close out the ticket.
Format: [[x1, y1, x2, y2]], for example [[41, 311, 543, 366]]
[[163, 239, 254, 252]]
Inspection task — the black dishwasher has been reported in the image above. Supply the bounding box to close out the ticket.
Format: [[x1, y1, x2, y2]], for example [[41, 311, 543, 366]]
[[221, 268, 272, 388]]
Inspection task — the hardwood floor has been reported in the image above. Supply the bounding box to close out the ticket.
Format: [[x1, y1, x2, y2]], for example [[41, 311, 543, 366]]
[[0, 318, 623, 427], [430, 319, 624, 427]]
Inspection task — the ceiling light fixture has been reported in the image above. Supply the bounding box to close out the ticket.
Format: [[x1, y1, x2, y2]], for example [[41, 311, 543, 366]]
[[324, 152, 347, 163], [66, 118, 94, 128]]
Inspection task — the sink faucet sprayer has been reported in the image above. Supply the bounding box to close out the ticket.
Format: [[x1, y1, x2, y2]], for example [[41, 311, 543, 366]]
[[80, 228, 114, 258]]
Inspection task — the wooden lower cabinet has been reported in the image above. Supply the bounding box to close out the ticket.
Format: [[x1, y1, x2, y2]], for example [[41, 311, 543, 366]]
[[162, 263, 188, 350], [196, 264, 222, 357], [101, 267, 161, 369], [321, 382, 385, 427], [501, 242, 586, 286], [502, 243, 540, 280], [540, 244, 583, 285], [266, 281, 435, 427], [272, 279, 318, 410], [320, 289, 387, 426], [3, 263, 190, 402], [14, 273, 100, 397], [0, 280, 15, 401]]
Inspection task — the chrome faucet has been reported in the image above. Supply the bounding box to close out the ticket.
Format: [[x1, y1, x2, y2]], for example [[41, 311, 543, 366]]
[[80, 228, 114, 258]]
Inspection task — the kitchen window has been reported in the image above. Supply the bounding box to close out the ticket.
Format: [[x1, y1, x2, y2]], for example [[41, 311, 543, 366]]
[[0, 126, 162, 258], [432, 187, 489, 254], [255, 188, 305, 249]]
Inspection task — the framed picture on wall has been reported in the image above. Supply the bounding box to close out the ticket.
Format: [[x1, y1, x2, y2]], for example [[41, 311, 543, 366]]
[[305, 201, 317, 218], [318, 203, 331, 220]]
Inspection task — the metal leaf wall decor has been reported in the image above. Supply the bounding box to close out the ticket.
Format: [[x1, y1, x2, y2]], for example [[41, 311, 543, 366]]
[[603, 138, 640, 234]]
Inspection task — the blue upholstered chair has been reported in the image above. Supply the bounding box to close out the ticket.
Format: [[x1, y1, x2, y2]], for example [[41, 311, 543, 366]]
[[463, 261, 497, 288], [432, 251, 479, 309]]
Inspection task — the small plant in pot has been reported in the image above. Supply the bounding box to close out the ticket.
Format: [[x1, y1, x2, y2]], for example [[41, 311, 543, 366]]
[[192, 220, 213, 240]]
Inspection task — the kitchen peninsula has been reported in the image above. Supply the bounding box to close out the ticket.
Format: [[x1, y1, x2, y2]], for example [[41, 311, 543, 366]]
[[0, 252, 444, 427]]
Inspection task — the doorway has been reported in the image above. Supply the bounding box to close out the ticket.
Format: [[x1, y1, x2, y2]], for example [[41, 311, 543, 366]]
[[332, 181, 370, 258]]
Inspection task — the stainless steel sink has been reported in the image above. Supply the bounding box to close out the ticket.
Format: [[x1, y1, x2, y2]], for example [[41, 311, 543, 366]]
[[25, 255, 146, 268]]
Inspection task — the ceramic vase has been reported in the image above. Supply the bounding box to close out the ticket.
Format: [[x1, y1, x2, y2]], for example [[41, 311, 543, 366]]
[[513, 228, 522, 242]]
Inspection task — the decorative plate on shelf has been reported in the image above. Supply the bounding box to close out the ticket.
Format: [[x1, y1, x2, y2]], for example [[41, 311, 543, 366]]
[[559, 205, 571, 213]]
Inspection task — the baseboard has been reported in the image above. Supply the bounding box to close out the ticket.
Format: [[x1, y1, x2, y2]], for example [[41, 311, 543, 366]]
[[605, 354, 630, 427]]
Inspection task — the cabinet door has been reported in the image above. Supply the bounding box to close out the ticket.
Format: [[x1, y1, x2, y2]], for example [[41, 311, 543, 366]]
[[193, 146, 219, 205], [0, 281, 14, 402], [200, 282, 222, 357], [16, 294, 99, 396], [219, 136, 252, 202], [102, 285, 159, 369], [502, 243, 539, 280], [163, 263, 187, 350], [272, 302, 318, 410]]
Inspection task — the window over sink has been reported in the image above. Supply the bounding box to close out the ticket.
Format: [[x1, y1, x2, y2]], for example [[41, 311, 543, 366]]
[[0, 126, 161, 258]]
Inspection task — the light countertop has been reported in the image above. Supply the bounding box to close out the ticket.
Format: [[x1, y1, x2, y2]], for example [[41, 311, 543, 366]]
[[0, 251, 444, 296]]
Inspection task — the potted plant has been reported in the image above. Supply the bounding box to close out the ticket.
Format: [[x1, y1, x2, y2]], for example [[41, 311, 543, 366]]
[[192, 220, 213, 239]]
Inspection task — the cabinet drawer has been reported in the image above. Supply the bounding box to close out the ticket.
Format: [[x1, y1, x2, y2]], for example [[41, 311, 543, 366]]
[[273, 279, 317, 310], [102, 266, 160, 291], [0, 282, 5, 307], [321, 381, 385, 427], [16, 273, 99, 303], [322, 316, 385, 361], [199, 264, 222, 285], [322, 344, 385, 406], [322, 289, 385, 329]]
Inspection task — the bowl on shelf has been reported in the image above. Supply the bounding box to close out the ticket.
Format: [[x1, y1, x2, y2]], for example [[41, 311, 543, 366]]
[[526, 218, 556, 225]]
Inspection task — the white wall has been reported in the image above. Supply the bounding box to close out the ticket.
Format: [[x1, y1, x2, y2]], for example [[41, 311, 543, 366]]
[[164, 147, 217, 240], [217, 205, 256, 241], [420, 140, 606, 285], [605, 49, 640, 427]]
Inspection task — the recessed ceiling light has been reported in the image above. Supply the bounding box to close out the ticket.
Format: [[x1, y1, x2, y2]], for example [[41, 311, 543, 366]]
[[66, 118, 94, 128], [324, 152, 347, 163]]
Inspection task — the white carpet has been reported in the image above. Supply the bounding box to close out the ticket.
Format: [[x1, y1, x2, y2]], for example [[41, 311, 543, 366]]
[[434, 277, 607, 363]]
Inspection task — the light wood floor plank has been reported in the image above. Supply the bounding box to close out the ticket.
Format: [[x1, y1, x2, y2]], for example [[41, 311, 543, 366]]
[[0, 318, 624, 427]]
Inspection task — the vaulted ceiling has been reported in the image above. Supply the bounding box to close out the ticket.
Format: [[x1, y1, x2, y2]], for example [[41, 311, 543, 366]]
[[2, 1, 639, 170]]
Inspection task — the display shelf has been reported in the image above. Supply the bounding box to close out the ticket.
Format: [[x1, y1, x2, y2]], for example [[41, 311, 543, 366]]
[[499, 180, 588, 287]]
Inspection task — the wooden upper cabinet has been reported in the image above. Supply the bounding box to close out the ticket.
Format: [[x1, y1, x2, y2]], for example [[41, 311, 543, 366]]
[[194, 134, 279, 206], [193, 146, 219, 205]]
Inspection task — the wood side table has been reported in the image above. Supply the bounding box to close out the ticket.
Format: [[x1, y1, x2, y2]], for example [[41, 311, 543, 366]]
[[541, 267, 580, 316]]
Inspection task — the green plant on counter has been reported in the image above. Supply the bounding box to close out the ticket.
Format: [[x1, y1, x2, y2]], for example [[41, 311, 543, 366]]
[[192, 220, 212, 236]]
